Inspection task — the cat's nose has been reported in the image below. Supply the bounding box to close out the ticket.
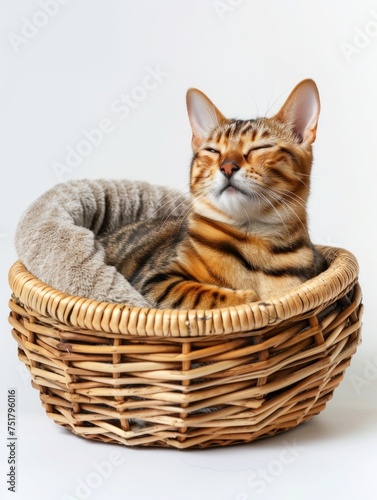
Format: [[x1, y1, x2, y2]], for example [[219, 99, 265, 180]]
[[220, 161, 240, 179]]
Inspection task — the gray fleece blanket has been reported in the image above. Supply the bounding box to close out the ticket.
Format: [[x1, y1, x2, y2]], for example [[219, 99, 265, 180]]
[[15, 179, 188, 307]]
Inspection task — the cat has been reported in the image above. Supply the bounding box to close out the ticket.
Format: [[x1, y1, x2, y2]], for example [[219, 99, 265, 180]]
[[100, 79, 327, 309]]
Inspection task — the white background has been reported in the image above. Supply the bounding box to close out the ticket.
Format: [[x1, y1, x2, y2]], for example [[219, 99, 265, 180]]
[[1, 1, 377, 499]]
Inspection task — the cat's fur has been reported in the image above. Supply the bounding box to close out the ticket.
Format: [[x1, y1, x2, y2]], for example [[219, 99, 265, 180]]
[[100, 79, 327, 309]]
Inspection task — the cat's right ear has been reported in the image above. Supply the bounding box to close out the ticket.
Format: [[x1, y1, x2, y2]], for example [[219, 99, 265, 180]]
[[274, 79, 320, 147], [186, 89, 225, 151]]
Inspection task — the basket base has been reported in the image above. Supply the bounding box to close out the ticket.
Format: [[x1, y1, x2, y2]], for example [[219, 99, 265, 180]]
[[34, 368, 342, 449]]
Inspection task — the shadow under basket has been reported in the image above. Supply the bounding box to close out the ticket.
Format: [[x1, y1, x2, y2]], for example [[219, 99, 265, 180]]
[[8, 246, 363, 449]]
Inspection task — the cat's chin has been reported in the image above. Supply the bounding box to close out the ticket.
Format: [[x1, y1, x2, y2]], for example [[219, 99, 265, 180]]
[[193, 191, 277, 228], [215, 191, 281, 228], [211, 191, 260, 226], [218, 188, 252, 209]]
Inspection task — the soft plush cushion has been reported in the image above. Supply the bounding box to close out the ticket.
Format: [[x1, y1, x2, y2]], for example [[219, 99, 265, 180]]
[[15, 179, 188, 307]]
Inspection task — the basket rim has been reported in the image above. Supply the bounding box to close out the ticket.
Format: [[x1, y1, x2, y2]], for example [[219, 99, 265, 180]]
[[8, 245, 359, 338]]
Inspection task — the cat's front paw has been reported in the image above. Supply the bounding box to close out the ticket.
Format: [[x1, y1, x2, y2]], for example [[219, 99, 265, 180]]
[[235, 289, 260, 304]]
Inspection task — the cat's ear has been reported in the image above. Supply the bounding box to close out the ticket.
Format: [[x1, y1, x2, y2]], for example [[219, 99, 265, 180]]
[[274, 79, 320, 147], [186, 89, 226, 151]]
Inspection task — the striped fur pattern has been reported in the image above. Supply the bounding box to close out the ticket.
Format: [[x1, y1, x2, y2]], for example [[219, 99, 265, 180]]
[[101, 79, 327, 309]]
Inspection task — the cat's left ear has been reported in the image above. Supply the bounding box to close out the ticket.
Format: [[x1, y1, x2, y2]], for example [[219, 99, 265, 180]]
[[274, 79, 320, 147], [186, 89, 226, 151]]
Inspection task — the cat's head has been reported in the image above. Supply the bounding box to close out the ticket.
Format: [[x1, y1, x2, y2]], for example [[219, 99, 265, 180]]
[[186, 79, 320, 228]]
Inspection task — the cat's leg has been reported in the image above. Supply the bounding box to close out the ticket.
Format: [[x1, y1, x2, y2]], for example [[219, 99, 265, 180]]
[[146, 279, 260, 309]]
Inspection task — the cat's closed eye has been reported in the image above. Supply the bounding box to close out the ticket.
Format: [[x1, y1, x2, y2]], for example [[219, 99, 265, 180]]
[[204, 147, 220, 154], [245, 144, 274, 158]]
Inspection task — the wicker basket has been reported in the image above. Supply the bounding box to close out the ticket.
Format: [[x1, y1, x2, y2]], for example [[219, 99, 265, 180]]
[[8, 246, 363, 449]]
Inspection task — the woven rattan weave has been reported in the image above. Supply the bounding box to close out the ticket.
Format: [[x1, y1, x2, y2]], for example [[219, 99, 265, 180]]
[[8, 246, 362, 449]]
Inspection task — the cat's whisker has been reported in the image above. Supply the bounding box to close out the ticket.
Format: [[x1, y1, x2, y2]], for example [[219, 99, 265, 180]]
[[263, 188, 309, 236], [142, 186, 191, 226], [240, 205, 252, 227], [251, 92, 259, 117], [165, 183, 215, 228], [158, 195, 191, 228], [145, 186, 189, 218], [266, 182, 308, 205], [289, 172, 310, 189], [256, 189, 290, 234], [264, 81, 276, 117], [264, 86, 288, 116], [271, 186, 308, 212]]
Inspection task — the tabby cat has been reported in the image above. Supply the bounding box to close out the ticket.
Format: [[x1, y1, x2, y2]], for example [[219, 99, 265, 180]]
[[101, 79, 327, 309]]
